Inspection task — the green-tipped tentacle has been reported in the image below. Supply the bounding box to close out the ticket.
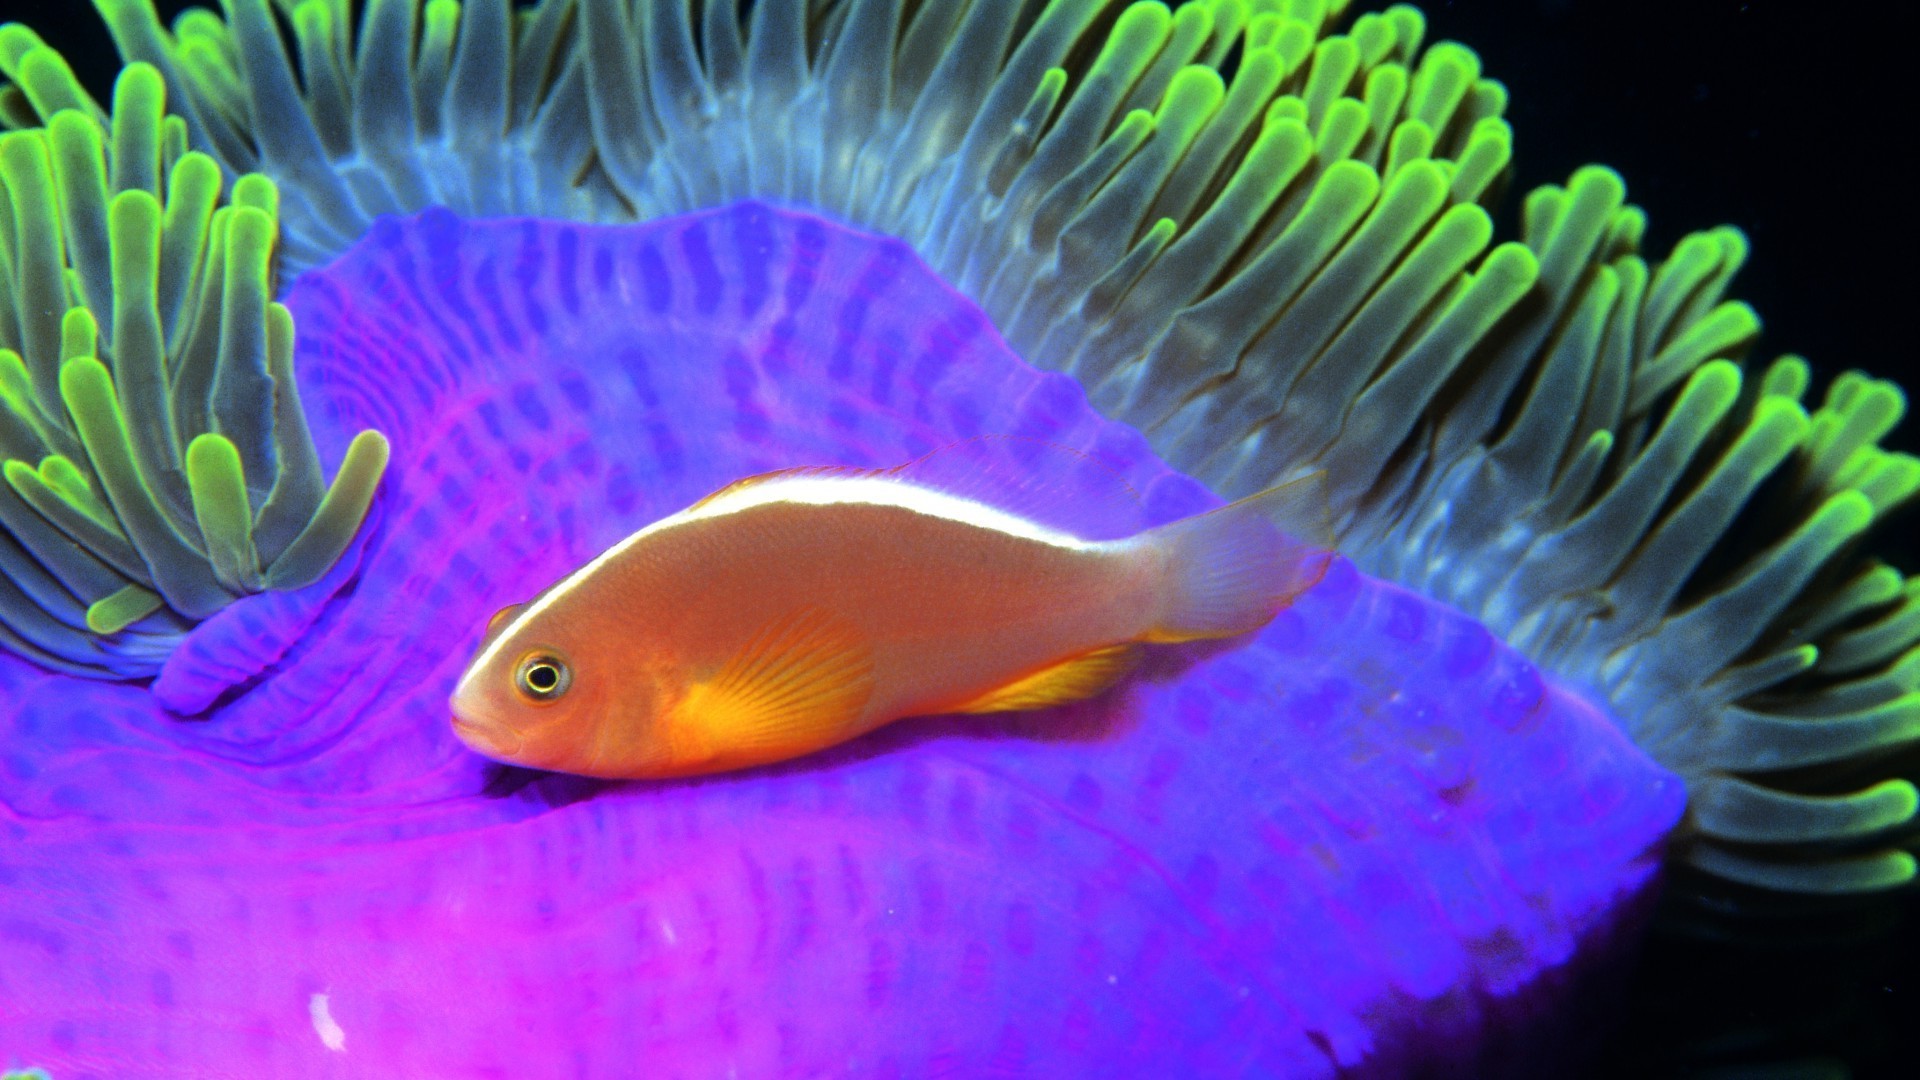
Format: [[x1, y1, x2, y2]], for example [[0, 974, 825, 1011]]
[[264, 428, 390, 591], [184, 431, 259, 592], [0, 60, 386, 677]]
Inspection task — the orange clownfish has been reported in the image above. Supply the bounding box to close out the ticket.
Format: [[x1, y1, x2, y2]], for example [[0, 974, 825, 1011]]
[[449, 447, 1330, 779]]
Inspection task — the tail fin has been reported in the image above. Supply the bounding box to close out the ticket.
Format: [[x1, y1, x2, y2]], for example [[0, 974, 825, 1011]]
[[1142, 473, 1334, 643]]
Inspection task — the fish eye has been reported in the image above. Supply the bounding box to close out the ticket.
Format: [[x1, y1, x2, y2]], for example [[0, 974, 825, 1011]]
[[514, 653, 572, 702]]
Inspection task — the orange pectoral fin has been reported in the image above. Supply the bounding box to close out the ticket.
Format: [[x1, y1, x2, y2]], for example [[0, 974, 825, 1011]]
[[942, 643, 1140, 715], [675, 606, 876, 764]]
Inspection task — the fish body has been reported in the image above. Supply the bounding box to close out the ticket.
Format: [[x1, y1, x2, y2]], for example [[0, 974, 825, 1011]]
[[450, 455, 1328, 779]]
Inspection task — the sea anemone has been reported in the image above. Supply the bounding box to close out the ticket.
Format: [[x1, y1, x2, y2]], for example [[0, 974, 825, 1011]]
[[0, 1, 1912, 1076]]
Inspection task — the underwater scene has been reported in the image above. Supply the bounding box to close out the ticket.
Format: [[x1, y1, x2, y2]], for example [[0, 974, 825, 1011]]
[[2, 0, 1915, 1077]]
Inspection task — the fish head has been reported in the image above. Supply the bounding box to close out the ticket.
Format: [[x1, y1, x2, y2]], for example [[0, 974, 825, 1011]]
[[448, 598, 634, 774]]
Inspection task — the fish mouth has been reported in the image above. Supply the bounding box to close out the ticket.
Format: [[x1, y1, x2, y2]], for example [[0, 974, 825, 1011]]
[[450, 714, 526, 758]]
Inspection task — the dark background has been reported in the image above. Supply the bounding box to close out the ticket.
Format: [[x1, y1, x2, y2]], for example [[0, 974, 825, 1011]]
[[13, 0, 1918, 1075]]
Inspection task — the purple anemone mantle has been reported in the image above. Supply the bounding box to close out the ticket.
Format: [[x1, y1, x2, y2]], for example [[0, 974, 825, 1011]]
[[0, 203, 1684, 1077]]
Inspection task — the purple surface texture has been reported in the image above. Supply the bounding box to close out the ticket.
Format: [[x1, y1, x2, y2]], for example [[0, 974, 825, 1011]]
[[0, 203, 1685, 1077]]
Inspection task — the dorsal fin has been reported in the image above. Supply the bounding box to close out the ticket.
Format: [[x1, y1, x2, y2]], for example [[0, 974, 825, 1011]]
[[486, 603, 528, 636], [887, 436, 1149, 540], [686, 465, 870, 512], [474, 601, 530, 654], [684, 437, 1152, 540], [687, 434, 1152, 538]]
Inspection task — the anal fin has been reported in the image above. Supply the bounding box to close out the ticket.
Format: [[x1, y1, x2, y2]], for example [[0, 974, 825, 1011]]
[[943, 643, 1140, 715]]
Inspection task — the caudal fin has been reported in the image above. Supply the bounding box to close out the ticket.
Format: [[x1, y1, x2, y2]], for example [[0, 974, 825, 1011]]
[[1143, 473, 1333, 643]]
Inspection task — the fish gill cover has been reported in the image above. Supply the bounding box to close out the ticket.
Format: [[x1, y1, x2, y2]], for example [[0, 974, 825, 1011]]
[[0, 0, 1912, 1076]]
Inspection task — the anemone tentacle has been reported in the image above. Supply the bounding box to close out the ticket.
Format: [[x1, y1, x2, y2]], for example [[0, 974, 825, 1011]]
[[0, 51, 388, 677], [0, 0, 1914, 889]]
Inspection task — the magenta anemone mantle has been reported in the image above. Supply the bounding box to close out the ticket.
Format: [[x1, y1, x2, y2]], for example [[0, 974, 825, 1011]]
[[0, 2, 1915, 1078]]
